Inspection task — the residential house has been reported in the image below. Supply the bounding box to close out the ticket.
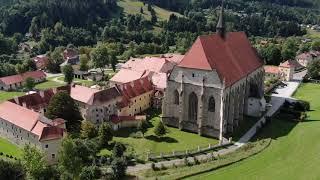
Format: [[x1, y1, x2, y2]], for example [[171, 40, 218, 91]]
[[264, 65, 280, 79], [0, 71, 46, 91], [279, 60, 296, 81], [0, 101, 65, 163], [33, 55, 49, 70]]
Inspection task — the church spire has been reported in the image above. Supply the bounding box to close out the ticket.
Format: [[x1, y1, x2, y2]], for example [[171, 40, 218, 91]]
[[216, 0, 226, 38]]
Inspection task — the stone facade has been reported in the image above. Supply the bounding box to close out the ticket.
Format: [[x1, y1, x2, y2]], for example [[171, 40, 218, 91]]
[[162, 66, 265, 139]]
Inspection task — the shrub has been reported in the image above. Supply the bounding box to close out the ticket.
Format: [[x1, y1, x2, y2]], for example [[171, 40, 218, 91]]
[[299, 112, 307, 121], [184, 157, 190, 166], [9, 155, 13, 159], [0, 152, 3, 156], [160, 163, 166, 170], [151, 163, 157, 171]]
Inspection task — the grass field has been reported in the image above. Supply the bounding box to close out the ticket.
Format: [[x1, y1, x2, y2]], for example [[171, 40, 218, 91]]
[[35, 77, 66, 90], [306, 29, 320, 39], [0, 137, 22, 158], [112, 110, 218, 160], [117, 0, 182, 21], [0, 91, 25, 102], [187, 83, 320, 180], [57, 76, 95, 87]]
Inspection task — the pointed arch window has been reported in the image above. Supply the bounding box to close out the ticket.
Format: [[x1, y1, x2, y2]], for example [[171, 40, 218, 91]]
[[208, 97, 215, 112], [174, 90, 179, 105], [188, 92, 198, 121]]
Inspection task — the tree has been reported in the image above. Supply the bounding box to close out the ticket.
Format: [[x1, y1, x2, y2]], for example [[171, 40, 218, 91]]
[[299, 43, 311, 53], [25, 77, 35, 90], [15, 63, 26, 74], [111, 157, 128, 180], [140, 7, 144, 14], [137, 120, 148, 137], [90, 45, 110, 75], [0, 159, 25, 180], [98, 123, 113, 148], [47, 47, 64, 73], [154, 120, 167, 137], [58, 137, 98, 179], [79, 166, 101, 180], [79, 54, 89, 71], [46, 91, 82, 132], [113, 142, 126, 158], [81, 120, 98, 139], [23, 59, 37, 71], [281, 38, 298, 60], [62, 64, 74, 84], [22, 145, 50, 179], [260, 44, 282, 65], [311, 40, 320, 51], [29, 17, 39, 38], [307, 58, 320, 79]]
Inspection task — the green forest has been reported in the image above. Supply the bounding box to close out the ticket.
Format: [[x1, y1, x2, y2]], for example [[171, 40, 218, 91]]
[[0, 0, 319, 77]]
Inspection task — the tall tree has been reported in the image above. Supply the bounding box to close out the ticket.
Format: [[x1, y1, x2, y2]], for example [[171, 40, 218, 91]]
[[154, 120, 167, 137], [46, 91, 82, 132], [81, 120, 98, 139], [22, 145, 49, 179], [90, 45, 110, 75], [0, 159, 25, 180], [98, 123, 113, 148], [79, 54, 89, 71], [25, 77, 35, 91], [62, 64, 74, 84]]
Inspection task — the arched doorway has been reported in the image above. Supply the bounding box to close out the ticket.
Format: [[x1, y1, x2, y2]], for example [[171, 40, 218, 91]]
[[188, 92, 198, 122]]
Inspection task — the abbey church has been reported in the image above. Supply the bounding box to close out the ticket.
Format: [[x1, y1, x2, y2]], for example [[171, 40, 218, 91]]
[[162, 3, 265, 140]]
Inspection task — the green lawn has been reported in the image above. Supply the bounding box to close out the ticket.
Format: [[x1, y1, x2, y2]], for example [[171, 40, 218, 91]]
[[305, 29, 320, 39], [0, 137, 22, 158], [117, 0, 182, 21], [188, 83, 320, 180], [0, 91, 25, 102], [112, 110, 218, 160], [35, 77, 66, 90], [57, 76, 96, 87]]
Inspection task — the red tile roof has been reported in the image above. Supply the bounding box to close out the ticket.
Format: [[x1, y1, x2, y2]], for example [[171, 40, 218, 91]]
[[33, 55, 48, 70], [0, 101, 65, 140], [279, 60, 297, 68], [70, 85, 100, 104], [8, 85, 70, 112], [178, 32, 263, 87], [116, 76, 153, 108], [264, 66, 279, 74], [0, 71, 46, 85]]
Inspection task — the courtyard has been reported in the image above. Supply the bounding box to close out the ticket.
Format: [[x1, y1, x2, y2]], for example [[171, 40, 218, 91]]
[[0, 137, 22, 159], [106, 110, 219, 160]]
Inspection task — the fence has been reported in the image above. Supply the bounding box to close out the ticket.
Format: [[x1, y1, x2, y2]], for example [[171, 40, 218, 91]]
[[147, 142, 233, 161]]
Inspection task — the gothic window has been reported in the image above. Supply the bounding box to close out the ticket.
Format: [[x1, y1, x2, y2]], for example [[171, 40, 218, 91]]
[[174, 90, 179, 105], [188, 92, 198, 121], [208, 97, 215, 112]]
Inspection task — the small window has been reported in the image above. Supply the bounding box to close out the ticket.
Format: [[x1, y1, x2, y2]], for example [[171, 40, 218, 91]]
[[20, 137, 22, 140], [51, 154, 55, 159], [43, 109, 46, 113], [192, 73, 195, 77], [174, 90, 179, 105], [100, 109, 103, 112], [135, 100, 136, 102], [96, 109, 98, 112], [45, 144, 48, 148]]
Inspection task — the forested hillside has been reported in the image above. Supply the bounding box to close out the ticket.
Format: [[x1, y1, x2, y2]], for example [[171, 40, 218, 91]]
[[0, 0, 318, 78]]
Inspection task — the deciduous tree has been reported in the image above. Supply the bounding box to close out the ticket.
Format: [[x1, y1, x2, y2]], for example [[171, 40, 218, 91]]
[[62, 64, 74, 84]]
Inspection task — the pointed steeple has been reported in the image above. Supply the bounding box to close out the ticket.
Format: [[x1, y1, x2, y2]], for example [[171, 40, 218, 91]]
[[216, 0, 226, 38]]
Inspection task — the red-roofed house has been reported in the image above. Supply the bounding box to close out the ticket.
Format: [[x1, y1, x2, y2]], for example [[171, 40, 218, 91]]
[[70, 85, 123, 126], [0, 70, 46, 91], [8, 85, 70, 114], [279, 60, 296, 81], [296, 52, 315, 67], [162, 5, 265, 139], [264, 65, 280, 79], [0, 101, 65, 163], [33, 55, 49, 70], [116, 76, 154, 117]]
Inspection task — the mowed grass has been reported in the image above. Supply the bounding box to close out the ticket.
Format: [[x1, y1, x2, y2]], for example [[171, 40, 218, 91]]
[[189, 83, 320, 180], [0, 91, 25, 102], [35, 77, 66, 90], [306, 29, 320, 39], [117, 0, 182, 21], [113, 111, 218, 159], [0, 137, 22, 158]]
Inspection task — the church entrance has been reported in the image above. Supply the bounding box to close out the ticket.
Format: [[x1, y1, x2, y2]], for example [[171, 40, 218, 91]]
[[188, 92, 198, 123]]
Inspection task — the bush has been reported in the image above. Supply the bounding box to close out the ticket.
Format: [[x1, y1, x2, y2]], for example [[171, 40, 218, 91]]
[[151, 163, 157, 171], [129, 131, 143, 139], [299, 112, 307, 121], [0, 152, 3, 156], [293, 100, 310, 111]]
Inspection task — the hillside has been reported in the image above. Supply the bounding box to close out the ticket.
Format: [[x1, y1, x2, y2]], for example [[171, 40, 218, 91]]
[[117, 0, 182, 21]]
